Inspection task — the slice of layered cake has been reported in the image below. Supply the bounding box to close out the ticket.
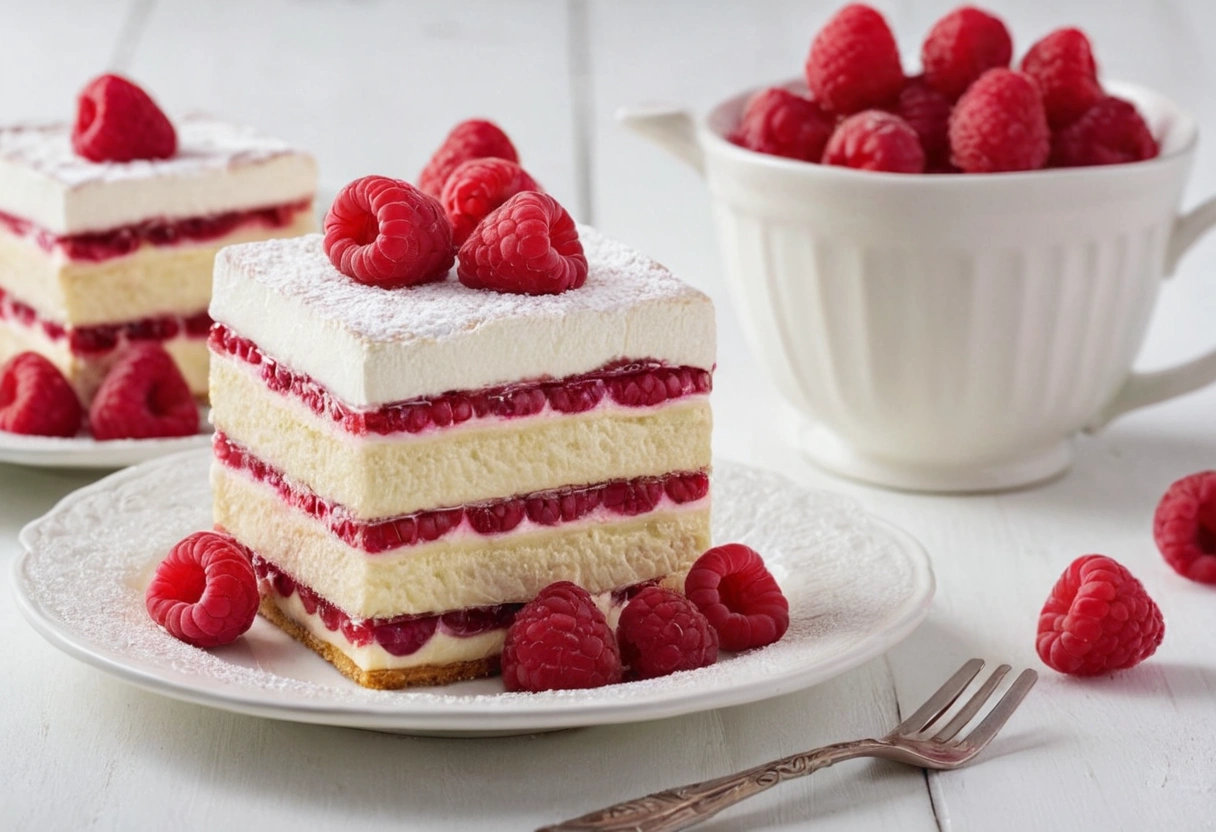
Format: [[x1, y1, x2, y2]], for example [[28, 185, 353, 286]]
[[0, 77, 316, 406], [209, 195, 715, 688]]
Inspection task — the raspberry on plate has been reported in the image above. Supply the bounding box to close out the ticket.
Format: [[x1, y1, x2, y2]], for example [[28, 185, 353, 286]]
[[1050, 96, 1159, 168], [323, 175, 454, 288], [501, 581, 623, 692], [72, 74, 176, 163], [146, 531, 259, 648], [1036, 554, 1164, 676], [89, 344, 199, 440], [823, 110, 925, 173], [617, 586, 718, 680], [418, 119, 518, 198], [730, 87, 835, 163], [1020, 28, 1104, 129], [457, 191, 588, 295], [0, 352, 82, 437], [685, 543, 789, 652], [441, 157, 541, 245], [948, 68, 1050, 173], [804, 4, 904, 114], [892, 77, 953, 167], [920, 6, 1013, 102], [1153, 471, 1216, 584]]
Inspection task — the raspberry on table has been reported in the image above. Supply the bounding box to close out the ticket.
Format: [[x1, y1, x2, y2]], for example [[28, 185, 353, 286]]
[[1020, 27, 1104, 129], [1050, 96, 1159, 168], [146, 531, 260, 649], [892, 77, 953, 167], [948, 68, 1050, 173], [0, 352, 82, 437], [1036, 554, 1164, 676], [72, 74, 176, 162], [729, 87, 835, 162], [1153, 471, 1216, 585], [323, 175, 454, 288], [804, 4, 904, 115], [617, 586, 718, 680], [418, 119, 518, 197], [501, 581, 623, 692], [440, 157, 541, 245], [823, 110, 925, 173], [920, 6, 1013, 102], [685, 543, 789, 652], [457, 191, 588, 295], [89, 344, 199, 440]]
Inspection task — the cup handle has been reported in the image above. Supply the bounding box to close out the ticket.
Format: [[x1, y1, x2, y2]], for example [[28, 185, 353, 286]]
[[1089, 194, 1216, 430], [616, 106, 706, 177]]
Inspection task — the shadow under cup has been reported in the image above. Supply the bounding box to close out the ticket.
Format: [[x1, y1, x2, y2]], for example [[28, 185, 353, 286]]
[[700, 81, 1210, 492]]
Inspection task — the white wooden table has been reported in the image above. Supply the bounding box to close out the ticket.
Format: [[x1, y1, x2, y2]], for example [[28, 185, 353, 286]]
[[3, 2, 1216, 829]]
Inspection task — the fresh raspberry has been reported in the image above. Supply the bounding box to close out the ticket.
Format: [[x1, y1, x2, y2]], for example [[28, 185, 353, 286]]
[[1050, 96, 1159, 168], [89, 344, 199, 440], [323, 175, 454, 288], [0, 352, 82, 437], [1153, 471, 1216, 584], [729, 87, 834, 162], [501, 581, 623, 692], [617, 586, 718, 680], [920, 7, 1012, 101], [440, 158, 541, 245], [1036, 555, 1165, 676], [457, 191, 587, 295], [71, 74, 176, 163], [1020, 28, 1104, 129], [804, 4, 904, 114], [685, 543, 790, 652], [948, 69, 1050, 173], [145, 531, 259, 649], [892, 77, 953, 166], [823, 110, 925, 173], [418, 119, 518, 197]]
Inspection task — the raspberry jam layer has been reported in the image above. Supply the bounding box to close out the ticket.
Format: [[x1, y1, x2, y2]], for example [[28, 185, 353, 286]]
[[0, 285, 211, 354], [215, 432, 710, 554], [254, 553, 657, 656], [209, 323, 712, 437], [0, 198, 312, 263]]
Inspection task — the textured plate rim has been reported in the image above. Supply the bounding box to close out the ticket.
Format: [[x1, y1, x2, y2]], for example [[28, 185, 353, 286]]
[[12, 453, 935, 733]]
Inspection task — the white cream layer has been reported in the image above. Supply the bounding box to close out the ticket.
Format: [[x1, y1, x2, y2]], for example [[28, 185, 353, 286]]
[[0, 115, 317, 234], [266, 586, 507, 671], [210, 228, 716, 406], [264, 575, 652, 671]]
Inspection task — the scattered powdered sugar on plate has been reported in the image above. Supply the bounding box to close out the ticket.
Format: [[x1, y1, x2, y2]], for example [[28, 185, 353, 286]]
[[0, 114, 305, 188], [217, 225, 710, 346], [15, 450, 933, 732]]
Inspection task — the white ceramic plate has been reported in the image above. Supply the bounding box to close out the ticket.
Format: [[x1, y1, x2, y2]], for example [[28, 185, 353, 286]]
[[13, 449, 934, 736], [0, 409, 211, 469]]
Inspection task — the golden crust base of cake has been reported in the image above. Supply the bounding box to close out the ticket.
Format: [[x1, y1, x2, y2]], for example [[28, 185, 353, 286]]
[[258, 595, 499, 690]]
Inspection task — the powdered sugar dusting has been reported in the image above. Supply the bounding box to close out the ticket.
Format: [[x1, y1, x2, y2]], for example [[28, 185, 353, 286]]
[[217, 226, 709, 346], [0, 114, 305, 188], [15, 450, 932, 731]]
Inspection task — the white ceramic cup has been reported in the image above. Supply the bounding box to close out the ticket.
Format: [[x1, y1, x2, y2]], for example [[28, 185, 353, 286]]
[[621, 82, 1216, 492]]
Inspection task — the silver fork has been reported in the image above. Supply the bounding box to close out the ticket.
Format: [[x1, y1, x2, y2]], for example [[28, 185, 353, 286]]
[[539, 659, 1037, 832]]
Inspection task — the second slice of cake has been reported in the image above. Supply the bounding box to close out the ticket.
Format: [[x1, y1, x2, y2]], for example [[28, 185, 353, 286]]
[[209, 229, 715, 689]]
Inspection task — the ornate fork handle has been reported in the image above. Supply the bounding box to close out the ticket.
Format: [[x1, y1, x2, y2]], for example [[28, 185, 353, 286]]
[[539, 739, 884, 832]]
